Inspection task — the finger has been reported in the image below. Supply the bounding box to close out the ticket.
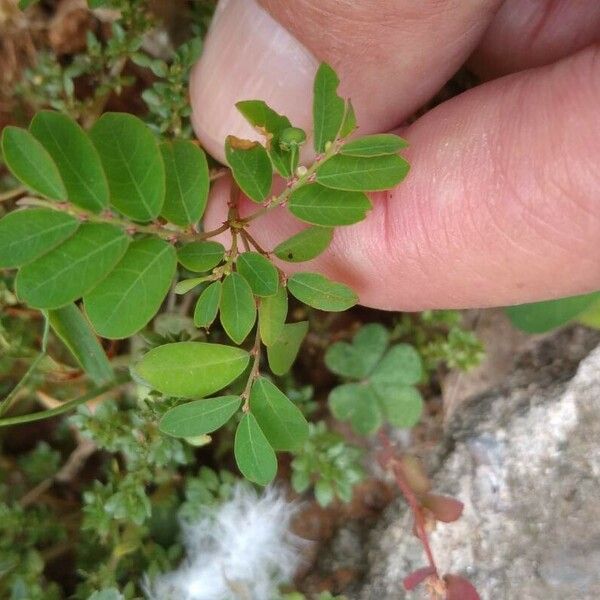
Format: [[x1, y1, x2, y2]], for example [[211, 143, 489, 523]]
[[190, 0, 502, 162], [470, 0, 600, 78], [205, 45, 600, 311]]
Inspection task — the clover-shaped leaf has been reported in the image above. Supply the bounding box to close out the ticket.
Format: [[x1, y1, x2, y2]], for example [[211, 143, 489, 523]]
[[325, 324, 424, 434]]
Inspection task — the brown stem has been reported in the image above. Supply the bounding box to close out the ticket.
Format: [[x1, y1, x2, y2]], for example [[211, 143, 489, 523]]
[[0, 185, 27, 202], [241, 321, 262, 410]]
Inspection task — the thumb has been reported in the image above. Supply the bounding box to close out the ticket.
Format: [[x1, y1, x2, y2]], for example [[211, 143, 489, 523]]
[[190, 0, 501, 162]]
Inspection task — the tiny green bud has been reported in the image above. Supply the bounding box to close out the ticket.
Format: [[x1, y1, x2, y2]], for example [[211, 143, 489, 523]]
[[279, 127, 306, 151]]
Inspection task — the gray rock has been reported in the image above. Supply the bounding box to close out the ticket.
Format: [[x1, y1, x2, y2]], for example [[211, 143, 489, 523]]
[[358, 326, 600, 600]]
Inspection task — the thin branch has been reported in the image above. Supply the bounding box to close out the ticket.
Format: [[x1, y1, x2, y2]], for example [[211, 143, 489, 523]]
[[0, 185, 27, 203], [241, 322, 262, 410]]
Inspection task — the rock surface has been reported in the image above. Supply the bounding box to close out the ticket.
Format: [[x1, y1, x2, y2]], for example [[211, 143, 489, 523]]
[[357, 326, 600, 600]]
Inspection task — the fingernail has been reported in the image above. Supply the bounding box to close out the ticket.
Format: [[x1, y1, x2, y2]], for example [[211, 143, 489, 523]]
[[190, 0, 318, 162]]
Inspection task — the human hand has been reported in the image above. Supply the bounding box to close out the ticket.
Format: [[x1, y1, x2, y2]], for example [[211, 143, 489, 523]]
[[190, 0, 600, 311]]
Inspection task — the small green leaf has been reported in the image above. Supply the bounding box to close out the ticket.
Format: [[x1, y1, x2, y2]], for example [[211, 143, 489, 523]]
[[266, 321, 308, 376], [236, 100, 291, 136], [258, 285, 288, 347], [274, 226, 333, 263], [338, 99, 357, 138], [375, 384, 423, 429], [1, 126, 66, 200], [234, 413, 277, 485], [287, 272, 357, 312], [177, 241, 225, 273], [30, 111, 109, 213], [0, 209, 78, 268], [249, 377, 308, 451], [84, 238, 177, 339], [316, 154, 410, 191], [160, 140, 209, 226], [352, 323, 389, 375], [194, 281, 222, 329], [220, 272, 257, 344], [325, 342, 364, 379], [90, 113, 165, 221], [47, 303, 114, 386], [174, 276, 210, 295], [16, 223, 129, 309], [236, 252, 279, 297], [135, 342, 250, 398], [329, 383, 382, 435], [505, 292, 600, 333], [314, 479, 335, 507], [225, 136, 272, 203], [313, 63, 345, 152], [371, 344, 423, 388], [160, 395, 241, 437], [289, 183, 371, 226], [578, 298, 600, 329], [341, 134, 408, 157]]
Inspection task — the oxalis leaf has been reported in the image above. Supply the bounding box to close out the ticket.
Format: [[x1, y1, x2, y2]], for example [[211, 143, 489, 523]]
[[274, 226, 333, 263], [234, 413, 277, 486], [225, 136, 272, 204], [90, 112, 165, 222], [0, 209, 78, 268], [16, 223, 129, 310], [30, 111, 109, 213], [135, 342, 250, 399], [288, 183, 371, 227], [1, 126, 66, 201], [287, 272, 357, 312], [160, 140, 209, 226], [316, 153, 410, 192], [329, 382, 382, 436], [220, 272, 257, 344], [249, 377, 308, 451], [160, 395, 241, 438], [313, 63, 345, 153], [84, 237, 177, 339]]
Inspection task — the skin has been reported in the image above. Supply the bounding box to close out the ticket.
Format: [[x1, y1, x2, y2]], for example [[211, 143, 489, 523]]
[[190, 0, 600, 311]]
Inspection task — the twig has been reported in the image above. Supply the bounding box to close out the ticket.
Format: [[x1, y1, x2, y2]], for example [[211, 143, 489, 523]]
[[241, 322, 262, 410], [0, 185, 27, 202]]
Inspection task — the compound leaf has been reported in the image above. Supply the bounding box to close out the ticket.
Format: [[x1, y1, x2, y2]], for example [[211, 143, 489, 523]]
[[160, 395, 241, 438], [287, 272, 357, 312], [225, 136, 272, 203], [237, 252, 279, 297], [84, 237, 176, 339], [160, 140, 209, 226], [220, 272, 256, 344], [274, 226, 333, 263], [249, 377, 308, 451], [135, 341, 250, 398], [258, 285, 288, 347], [374, 384, 423, 429], [340, 133, 408, 157], [16, 223, 129, 309], [289, 183, 371, 226], [0, 209, 78, 268], [177, 241, 225, 273], [90, 112, 165, 221], [194, 280, 222, 329], [30, 111, 109, 212], [1, 126, 66, 200], [266, 320, 308, 376], [234, 413, 277, 486], [313, 63, 345, 152], [316, 154, 409, 191]]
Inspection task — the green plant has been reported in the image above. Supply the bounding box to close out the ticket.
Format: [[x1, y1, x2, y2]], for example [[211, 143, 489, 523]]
[[291, 421, 365, 506], [0, 63, 410, 488], [325, 323, 423, 435]]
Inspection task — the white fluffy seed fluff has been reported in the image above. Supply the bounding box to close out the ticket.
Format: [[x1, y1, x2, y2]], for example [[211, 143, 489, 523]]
[[145, 484, 306, 600]]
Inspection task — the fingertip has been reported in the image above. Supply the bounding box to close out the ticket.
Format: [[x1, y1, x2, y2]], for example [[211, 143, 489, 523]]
[[189, 0, 318, 163]]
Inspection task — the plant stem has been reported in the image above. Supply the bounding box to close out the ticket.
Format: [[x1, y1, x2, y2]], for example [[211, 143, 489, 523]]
[[0, 185, 27, 202], [17, 197, 229, 242], [241, 322, 262, 410], [0, 379, 125, 428]]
